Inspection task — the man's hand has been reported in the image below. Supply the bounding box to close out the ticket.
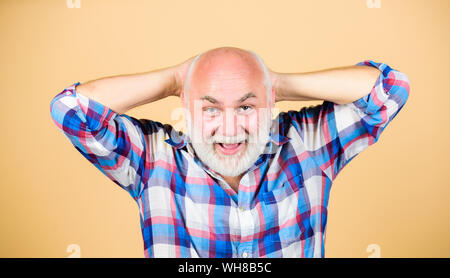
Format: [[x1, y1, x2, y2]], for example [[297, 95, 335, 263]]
[[172, 55, 197, 98], [267, 68, 281, 102]]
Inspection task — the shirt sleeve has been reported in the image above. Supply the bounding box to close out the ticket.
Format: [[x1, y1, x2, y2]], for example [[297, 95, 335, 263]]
[[49, 82, 150, 199], [287, 60, 410, 181]]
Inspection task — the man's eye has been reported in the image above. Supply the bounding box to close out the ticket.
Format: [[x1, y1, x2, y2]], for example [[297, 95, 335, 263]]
[[237, 105, 253, 113], [204, 107, 219, 114]]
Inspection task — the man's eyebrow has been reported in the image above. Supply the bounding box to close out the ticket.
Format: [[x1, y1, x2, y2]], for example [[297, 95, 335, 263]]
[[237, 92, 256, 103], [200, 95, 220, 104], [199, 92, 257, 104]]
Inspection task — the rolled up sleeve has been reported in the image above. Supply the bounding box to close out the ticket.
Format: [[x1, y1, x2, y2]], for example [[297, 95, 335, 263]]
[[49, 82, 148, 199], [289, 60, 410, 181]]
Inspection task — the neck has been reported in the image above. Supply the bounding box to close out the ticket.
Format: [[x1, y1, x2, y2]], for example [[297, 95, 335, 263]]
[[221, 173, 244, 193]]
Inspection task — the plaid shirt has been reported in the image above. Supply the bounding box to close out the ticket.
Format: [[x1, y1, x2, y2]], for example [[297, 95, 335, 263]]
[[50, 60, 410, 258]]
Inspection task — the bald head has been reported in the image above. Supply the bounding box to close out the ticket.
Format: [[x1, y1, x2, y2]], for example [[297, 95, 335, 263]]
[[182, 47, 273, 110]]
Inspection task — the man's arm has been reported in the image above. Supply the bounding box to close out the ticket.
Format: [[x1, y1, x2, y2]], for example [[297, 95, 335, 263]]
[[76, 56, 194, 114], [50, 57, 195, 198], [270, 60, 410, 181], [273, 64, 381, 104]]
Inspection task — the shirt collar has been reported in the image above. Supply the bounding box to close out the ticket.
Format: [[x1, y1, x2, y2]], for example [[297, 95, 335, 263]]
[[164, 129, 188, 149]]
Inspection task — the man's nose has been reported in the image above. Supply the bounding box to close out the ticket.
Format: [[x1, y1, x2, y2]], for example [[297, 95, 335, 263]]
[[221, 108, 238, 136]]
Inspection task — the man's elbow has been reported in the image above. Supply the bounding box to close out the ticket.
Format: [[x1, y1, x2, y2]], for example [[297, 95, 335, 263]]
[[49, 91, 76, 129], [390, 70, 410, 107]]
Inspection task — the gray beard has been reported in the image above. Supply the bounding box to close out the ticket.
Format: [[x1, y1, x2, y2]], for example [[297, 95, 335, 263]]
[[187, 113, 272, 177]]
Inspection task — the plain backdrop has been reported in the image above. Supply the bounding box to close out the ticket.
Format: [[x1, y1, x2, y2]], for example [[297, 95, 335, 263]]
[[0, 0, 449, 257]]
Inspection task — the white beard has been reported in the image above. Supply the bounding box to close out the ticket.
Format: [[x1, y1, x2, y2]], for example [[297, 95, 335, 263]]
[[187, 111, 272, 177]]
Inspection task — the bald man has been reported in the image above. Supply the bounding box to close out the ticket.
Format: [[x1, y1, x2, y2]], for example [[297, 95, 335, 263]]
[[50, 47, 410, 258]]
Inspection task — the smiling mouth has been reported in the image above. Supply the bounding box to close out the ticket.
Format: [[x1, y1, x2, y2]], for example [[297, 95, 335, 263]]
[[215, 141, 246, 155]]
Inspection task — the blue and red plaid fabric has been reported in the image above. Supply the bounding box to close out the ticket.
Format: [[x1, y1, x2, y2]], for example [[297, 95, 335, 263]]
[[50, 60, 410, 257]]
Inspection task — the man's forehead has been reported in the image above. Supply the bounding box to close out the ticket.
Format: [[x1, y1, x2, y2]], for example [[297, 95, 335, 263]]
[[189, 69, 265, 98], [184, 48, 270, 107]]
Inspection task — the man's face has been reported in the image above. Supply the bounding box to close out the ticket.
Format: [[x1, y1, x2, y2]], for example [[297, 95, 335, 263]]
[[184, 54, 273, 177]]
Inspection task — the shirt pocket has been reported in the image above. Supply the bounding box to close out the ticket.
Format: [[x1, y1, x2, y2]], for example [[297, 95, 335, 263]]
[[261, 175, 314, 244]]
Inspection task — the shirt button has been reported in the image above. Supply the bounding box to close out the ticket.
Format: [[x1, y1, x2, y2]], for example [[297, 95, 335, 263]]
[[242, 251, 248, 258]]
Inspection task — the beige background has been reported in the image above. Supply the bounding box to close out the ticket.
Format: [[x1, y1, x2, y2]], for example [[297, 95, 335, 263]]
[[0, 0, 448, 258]]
